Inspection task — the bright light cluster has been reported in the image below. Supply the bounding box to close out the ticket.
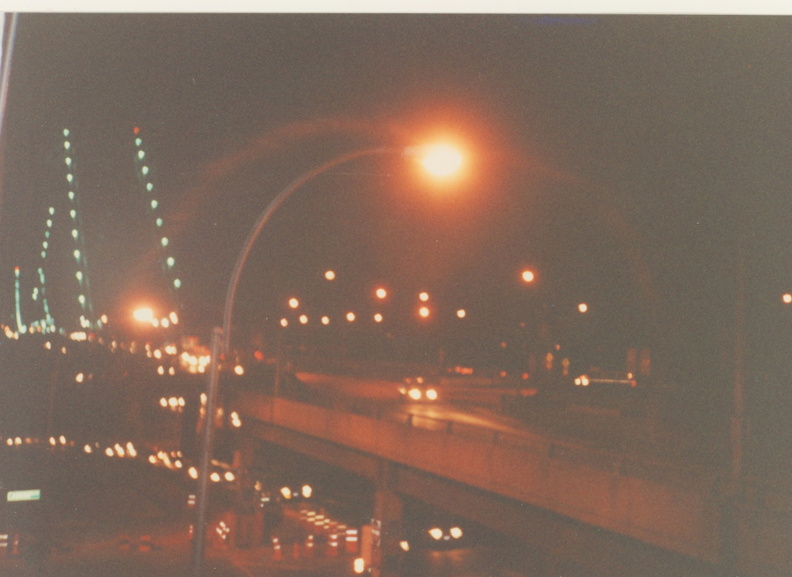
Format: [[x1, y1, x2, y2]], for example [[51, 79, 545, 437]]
[[180, 351, 211, 374], [159, 396, 186, 412]]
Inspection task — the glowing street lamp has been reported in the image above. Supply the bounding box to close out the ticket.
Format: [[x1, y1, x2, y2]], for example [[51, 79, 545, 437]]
[[415, 143, 464, 178], [191, 139, 464, 577], [133, 307, 155, 324], [521, 269, 535, 283]]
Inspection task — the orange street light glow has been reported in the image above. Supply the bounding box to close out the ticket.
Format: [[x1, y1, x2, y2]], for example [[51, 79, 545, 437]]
[[578, 303, 589, 313], [419, 291, 429, 302], [133, 307, 155, 324], [418, 143, 464, 178], [419, 306, 430, 318], [456, 309, 466, 318], [375, 287, 387, 299], [783, 293, 792, 304], [521, 270, 535, 283], [324, 270, 336, 281], [288, 297, 299, 309], [299, 314, 309, 325], [374, 313, 383, 323], [346, 312, 356, 322]]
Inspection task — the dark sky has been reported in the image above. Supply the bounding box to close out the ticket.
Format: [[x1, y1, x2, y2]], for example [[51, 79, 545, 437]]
[[2, 14, 792, 402]]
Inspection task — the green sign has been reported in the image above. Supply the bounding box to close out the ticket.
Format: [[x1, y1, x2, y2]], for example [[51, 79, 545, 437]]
[[7, 489, 41, 502]]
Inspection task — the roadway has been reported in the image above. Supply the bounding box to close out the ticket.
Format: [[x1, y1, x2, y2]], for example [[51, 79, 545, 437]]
[[0, 439, 549, 577], [292, 371, 722, 471]]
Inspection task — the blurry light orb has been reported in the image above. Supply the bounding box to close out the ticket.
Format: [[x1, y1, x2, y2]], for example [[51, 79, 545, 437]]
[[324, 270, 336, 281], [375, 287, 387, 299], [783, 293, 792, 304], [280, 318, 289, 328], [224, 471, 235, 482], [419, 306, 430, 318], [521, 270, 535, 283], [234, 365, 245, 376], [288, 298, 299, 309], [578, 303, 589, 313], [321, 316, 330, 325], [346, 312, 356, 322], [210, 472, 221, 483], [456, 309, 466, 319], [133, 307, 155, 324], [299, 314, 309, 325], [418, 143, 463, 178], [419, 291, 429, 302], [373, 313, 383, 323]]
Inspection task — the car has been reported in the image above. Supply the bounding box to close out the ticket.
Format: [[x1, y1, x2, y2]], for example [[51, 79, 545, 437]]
[[398, 377, 439, 402], [574, 370, 637, 389]]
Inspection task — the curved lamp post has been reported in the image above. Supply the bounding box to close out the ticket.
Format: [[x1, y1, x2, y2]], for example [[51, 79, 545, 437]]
[[190, 142, 464, 575]]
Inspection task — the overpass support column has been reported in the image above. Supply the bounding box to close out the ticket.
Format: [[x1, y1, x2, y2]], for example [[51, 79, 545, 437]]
[[371, 462, 404, 577], [233, 433, 255, 470]]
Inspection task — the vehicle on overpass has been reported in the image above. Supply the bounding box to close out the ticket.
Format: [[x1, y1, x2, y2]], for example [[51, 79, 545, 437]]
[[398, 377, 439, 402]]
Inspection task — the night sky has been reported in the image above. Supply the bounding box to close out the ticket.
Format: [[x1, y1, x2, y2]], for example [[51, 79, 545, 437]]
[[2, 14, 792, 414]]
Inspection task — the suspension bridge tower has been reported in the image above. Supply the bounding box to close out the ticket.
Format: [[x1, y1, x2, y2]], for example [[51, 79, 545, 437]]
[[131, 126, 184, 332]]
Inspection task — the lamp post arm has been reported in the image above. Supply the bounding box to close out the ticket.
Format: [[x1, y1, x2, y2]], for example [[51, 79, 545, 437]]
[[220, 145, 397, 352], [192, 144, 398, 577]]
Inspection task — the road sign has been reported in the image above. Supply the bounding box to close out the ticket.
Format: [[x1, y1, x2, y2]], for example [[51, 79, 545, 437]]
[[7, 489, 41, 502]]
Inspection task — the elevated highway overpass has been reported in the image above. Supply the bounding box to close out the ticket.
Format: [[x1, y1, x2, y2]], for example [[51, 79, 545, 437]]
[[230, 389, 791, 577]]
